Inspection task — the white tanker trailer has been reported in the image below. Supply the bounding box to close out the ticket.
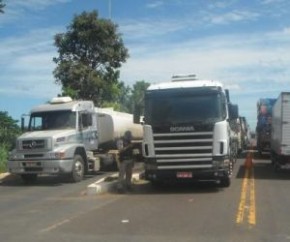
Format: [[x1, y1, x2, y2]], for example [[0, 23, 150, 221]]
[[8, 97, 143, 183], [96, 107, 143, 149]]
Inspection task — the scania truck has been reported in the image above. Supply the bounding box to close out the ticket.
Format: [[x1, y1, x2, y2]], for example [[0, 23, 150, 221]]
[[134, 75, 239, 187], [8, 97, 143, 183]]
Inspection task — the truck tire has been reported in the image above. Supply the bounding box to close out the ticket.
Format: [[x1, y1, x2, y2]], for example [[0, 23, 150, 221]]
[[21, 174, 37, 183], [70, 154, 85, 183], [219, 176, 231, 188]]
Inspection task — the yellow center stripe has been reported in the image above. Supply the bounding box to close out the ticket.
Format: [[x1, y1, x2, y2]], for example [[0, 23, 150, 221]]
[[248, 168, 256, 225], [236, 153, 256, 226]]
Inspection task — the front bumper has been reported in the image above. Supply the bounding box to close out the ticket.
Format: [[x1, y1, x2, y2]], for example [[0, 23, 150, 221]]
[[8, 158, 74, 175], [144, 156, 230, 182]]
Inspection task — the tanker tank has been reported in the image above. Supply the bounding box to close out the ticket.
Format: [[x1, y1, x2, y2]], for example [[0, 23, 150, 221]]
[[95, 108, 143, 148]]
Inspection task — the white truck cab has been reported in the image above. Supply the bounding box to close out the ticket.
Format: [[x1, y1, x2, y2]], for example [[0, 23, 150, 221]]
[[8, 97, 99, 183], [135, 75, 238, 187], [9, 97, 143, 183]]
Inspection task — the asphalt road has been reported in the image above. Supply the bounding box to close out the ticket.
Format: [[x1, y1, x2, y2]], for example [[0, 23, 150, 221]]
[[1, 152, 290, 242]]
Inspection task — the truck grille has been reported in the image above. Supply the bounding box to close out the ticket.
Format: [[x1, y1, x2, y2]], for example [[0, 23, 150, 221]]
[[21, 139, 46, 150], [153, 132, 214, 169]]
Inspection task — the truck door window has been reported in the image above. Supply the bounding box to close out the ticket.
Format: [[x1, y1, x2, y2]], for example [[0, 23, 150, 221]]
[[80, 113, 92, 129], [31, 116, 42, 130]]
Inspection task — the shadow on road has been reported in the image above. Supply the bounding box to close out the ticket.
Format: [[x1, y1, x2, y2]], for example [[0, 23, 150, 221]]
[[0, 172, 106, 187], [235, 159, 290, 181], [111, 179, 227, 196]]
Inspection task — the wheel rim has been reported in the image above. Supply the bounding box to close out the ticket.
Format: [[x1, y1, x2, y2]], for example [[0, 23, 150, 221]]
[[74, 159, 83, 178]]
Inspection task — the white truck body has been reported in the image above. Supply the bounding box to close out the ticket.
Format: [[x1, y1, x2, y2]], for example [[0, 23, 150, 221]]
[[8, 97, 143, 182], [271, 92, 290, 169], [139, 75, 238, 187]]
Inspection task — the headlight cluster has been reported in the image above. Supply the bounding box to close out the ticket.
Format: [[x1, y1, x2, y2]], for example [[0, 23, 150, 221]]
[[212, 160, 222, 167], [54, 137, 66, 148], [56, 137, 66, 142], [49, 151, 66, 159]]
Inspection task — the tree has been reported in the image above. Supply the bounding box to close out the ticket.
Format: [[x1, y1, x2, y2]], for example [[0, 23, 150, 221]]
[[53, 10, 129, 107], [0, 112, 20, 172], [0, 111, 20, 150], [127, 80, 150, 114], [102, 81, 131, 112], [101, 80, 150, 114], [0, 0, 5, 14]]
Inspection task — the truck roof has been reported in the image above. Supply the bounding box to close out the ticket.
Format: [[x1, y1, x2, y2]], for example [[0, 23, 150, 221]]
[[147, 79, 223, 91], [30, 100, 94, 113]]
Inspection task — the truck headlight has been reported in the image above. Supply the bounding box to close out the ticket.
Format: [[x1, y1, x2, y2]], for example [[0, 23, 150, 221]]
[[55, 137, 66, 148], [50, 152, 65, 159], [212, 160, 221, 167], [9, 151, 22, 160], [56, 137, 66, 142]]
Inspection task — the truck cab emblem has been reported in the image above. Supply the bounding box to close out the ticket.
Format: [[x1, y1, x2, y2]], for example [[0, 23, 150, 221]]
[[170, 126, 195, 132], [29, 141, 37, 149]]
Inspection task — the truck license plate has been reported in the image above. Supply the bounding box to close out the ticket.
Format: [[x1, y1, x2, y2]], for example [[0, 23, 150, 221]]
[[25, 162, 38, 167], [177, 172, 192, 178]]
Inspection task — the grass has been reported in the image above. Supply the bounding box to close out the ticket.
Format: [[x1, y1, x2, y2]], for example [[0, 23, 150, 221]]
[[0, 144, 8, 173]]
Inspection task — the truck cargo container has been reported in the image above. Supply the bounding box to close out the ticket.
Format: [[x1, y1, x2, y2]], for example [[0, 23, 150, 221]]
[[270, 92, 290, 170], [256, 98, 276, 155]]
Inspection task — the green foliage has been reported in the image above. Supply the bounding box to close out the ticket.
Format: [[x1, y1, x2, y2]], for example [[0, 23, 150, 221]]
[[0, 111, 20, 149], [0, 0, 5, 14], [110, 81, 131, 112], [127, 80, 150, 114], [102, 101, 122, 111], [0, 144, 7, 173], [0, 111, 20, 173], [101, 80, 150, 114], [53, 10, 129, 107]]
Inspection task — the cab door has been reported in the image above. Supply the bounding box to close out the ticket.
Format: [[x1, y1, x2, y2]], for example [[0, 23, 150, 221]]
[[78, 111, 98, 150]]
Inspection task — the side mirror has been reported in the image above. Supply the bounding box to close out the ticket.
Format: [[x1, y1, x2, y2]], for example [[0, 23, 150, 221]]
[[21, 117, 25, 132], [78, 114, 83, 131], [21, 114, 29, 132], [229, 104, 239, 120]]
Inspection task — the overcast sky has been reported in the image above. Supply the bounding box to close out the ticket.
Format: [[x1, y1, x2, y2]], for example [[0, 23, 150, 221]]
[[0, 0, 290, 129]]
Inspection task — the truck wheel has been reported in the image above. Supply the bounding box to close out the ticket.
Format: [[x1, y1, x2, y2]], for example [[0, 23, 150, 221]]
[[70, 155, 85, 182], [21, 174, 37, 183], [219, 176, 231, 188]]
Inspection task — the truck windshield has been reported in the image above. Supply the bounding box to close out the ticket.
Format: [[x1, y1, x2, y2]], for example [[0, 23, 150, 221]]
[[144, 89, 225, 126], [29, 111, 76, 131]]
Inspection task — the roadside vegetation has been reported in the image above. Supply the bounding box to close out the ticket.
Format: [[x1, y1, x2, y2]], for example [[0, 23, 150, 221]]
[[0, 0, 5, 14], [0, 112, 21, 173], [0, 10, 149, 173], [53, 10, 149, 114], [0, 144, 8, 172]]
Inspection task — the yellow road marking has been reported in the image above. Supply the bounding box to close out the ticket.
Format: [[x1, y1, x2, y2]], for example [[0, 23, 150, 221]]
[[236, 154, 256, 227], [236, 168, 249, 224], [248, 168, 256, 225]]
